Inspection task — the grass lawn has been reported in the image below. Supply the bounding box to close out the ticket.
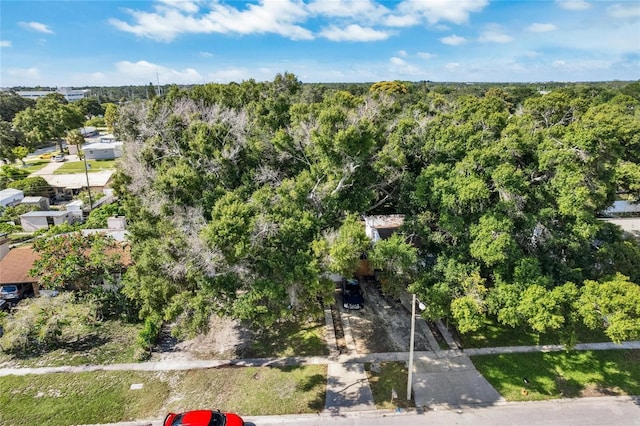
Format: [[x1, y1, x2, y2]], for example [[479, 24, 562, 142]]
[[20, 159, 50, 173], [471, 349, 640, 401], [53, 159, 116, 174], [0, 371, 170, 426], [165, 365, 327, 415], [0, 321, 142, 368], [365, 362, 415, 410], [458, 318, 610, 349], [244, 318, 329, 358], [0, 365, 327, 425]]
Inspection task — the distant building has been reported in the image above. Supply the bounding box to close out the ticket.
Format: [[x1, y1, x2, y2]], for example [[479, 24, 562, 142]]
[[15, 87, 88, 102], [82, 141, 123, 160], [0, 188, 24, 207]]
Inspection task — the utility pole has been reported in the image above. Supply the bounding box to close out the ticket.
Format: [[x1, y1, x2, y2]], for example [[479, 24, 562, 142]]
[[82, 151, 93, 209]]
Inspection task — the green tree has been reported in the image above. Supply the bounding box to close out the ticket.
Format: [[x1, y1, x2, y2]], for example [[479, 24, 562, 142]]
[[11, 146, 29, 166], [319, 213, 370, 278], [369, 233, 417, 297], [0, 119, 27, 162], [12, 93, 84, 152], [579, 274, 640, 343], [0, 90, 35, 122], [30, 232, 126, 291], [9, 176, 54, 198], [103, 103, 118, 134], [75, 97, 104, 117]]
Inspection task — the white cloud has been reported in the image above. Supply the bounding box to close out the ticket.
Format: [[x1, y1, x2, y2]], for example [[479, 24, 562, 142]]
[[552, 58, 610, 71], [0, 40, 11, 48], [527, 23, 557, 32], [478, 24, 513, 43], [395, 0, 489, 25], [608, 3, 640, 18], [556, 0, 591, 11], [319, 24, 390, 41], [440, 34, 465, 46], [417, 52, 436, 59], [200, 51, 213, 57], [307, 0, 389, 23], [384, 14, 419, 27], [115, 60, 203, 84], [6, 67, 41, 80], [18, 21, 54, 34], [110, 0, 313, 42], [157, 0, 201, 13], [389, 56, 421, 75], [524, 50, 541, 58], [445, 62, 460, 70], [398, 50, 408, 57]]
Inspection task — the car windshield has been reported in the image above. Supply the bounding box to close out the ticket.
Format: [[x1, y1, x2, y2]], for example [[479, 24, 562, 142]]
[[1, 286, 17, 293], [209, 412, 225, 426]]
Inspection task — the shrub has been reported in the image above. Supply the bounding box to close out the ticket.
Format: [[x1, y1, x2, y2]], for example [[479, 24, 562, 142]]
[[0, 293, 97, 356]]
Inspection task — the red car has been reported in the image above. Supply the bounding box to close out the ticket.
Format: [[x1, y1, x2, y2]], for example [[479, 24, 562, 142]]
[[163, 409, 244, 426]]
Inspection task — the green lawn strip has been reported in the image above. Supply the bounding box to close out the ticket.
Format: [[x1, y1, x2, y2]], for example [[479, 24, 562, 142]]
[[0, 321, 141, 368], [0, 371, 169, 426], [53, 159, 116, 174], [471, 349, 640, 401], [21, 159, 50, 173], [244, 319, 329, 358], [365, 361, 415, 410], [459, 318, 609, 349], [166, 365, 327, 416]]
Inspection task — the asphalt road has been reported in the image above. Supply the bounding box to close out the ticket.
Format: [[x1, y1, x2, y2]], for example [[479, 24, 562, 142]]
[[103, 397, 640, 426], [244, 397, 640, 426]]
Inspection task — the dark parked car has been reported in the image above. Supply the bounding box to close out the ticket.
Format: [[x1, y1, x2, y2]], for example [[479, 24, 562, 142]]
[[164, 409, 244, 426], [342, 278, 365, 310], [0, 283, 34, 302]]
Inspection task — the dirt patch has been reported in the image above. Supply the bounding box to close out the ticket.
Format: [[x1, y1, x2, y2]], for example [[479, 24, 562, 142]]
[[580, 383, 625, 397], [340, 280, 430, 353], [151, 316, 253, 361]]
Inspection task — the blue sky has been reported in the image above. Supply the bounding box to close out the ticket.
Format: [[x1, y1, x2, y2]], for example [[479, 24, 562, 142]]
[[1, 0, 639, 87]]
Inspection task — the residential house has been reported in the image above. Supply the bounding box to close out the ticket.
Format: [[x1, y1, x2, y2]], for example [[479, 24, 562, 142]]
[[0, 244, 40, 297], [82, 142, 123, 160]]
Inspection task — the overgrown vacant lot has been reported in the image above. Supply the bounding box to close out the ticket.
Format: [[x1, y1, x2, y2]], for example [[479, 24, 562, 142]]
[[0, 365, 327, 426], [0, 321, 141, 368], [471, 349, 640, 401]]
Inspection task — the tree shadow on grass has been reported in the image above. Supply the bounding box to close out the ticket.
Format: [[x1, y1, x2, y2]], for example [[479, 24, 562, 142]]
[[273, 365, 327, 412]]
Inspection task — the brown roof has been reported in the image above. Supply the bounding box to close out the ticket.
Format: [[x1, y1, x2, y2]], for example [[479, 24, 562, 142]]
[[0, 245, 40, 284]]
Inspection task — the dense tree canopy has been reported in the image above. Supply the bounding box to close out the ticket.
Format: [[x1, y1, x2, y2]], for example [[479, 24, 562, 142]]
[[112, 77, 640, 342], [12, 93, 84, 152]]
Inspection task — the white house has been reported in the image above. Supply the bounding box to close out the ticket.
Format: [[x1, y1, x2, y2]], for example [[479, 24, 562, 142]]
[[82, 142, 123, 160], [16, 87, 88, 102], [19, 210, 75, 232], [0, 188, 24, 207]]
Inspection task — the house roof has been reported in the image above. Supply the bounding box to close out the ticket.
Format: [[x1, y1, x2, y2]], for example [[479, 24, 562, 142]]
[[40, 170, 113, 190], [0, 240, 131, 287], [0, 246, 40, 284], [20, 210, 69, 218], [21, 196, 47, 203], [0, 188, 24, 198]]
